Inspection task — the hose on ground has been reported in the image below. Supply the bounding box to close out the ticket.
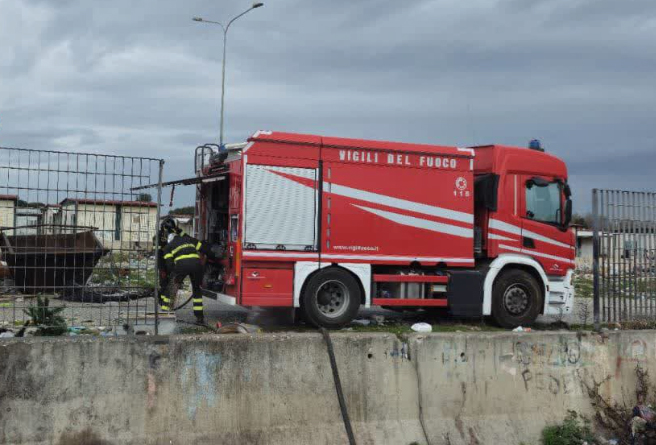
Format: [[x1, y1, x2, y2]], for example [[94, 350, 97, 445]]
[[320, 328, 356, 445], [172, 295, 193, 311]]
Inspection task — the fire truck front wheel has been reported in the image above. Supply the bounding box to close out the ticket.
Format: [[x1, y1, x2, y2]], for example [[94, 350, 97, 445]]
[[302, 268, 361, 329], [491, 269, 543, 328]]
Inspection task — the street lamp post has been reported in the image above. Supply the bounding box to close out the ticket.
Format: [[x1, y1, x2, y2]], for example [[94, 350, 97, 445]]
[[193, 2, 264, 147]]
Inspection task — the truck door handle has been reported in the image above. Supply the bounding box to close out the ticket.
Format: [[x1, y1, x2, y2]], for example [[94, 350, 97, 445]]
[[523, 237, 535, 249]]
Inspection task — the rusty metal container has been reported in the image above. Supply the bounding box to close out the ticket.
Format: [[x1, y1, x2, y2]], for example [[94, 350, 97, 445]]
[[0, 230, 109, 293]]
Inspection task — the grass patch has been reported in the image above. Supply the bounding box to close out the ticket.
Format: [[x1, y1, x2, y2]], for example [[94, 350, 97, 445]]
[[573, 275, 593, 299], [541, 410, 595, 445], [89, 252, 156, 289], [261, 320, 507, 336], [572, 272, 656, 300]]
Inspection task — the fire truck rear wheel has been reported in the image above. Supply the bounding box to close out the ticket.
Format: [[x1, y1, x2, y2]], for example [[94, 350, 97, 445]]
[[302, 268, 361, 329], [491, 269, 542, 328]]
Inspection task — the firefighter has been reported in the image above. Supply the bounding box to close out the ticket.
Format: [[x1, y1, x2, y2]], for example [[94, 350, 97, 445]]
[[160, 218, 209, 323], [155, 223, 171, 312]]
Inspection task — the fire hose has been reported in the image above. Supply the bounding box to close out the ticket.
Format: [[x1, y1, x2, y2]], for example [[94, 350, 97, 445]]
[[320, 328, 357, 445]]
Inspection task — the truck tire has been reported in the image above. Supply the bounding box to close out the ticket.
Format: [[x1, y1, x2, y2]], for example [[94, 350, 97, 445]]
[[491, 269, 542, 328], [302, 268, 361, 329]]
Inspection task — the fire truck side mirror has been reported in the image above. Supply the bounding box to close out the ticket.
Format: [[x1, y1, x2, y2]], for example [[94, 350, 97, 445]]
[[563, 199, 573, 229], [563, 183, 572, 198]]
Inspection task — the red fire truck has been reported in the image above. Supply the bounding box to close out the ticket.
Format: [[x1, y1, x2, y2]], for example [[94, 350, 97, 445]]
[[185, 131, 574, 328]]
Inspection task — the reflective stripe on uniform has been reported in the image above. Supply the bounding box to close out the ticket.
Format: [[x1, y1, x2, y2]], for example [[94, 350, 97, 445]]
[[172, 243, 196, 256], [160, 305, 170, 311], [163, 253, 174, 259], [160, 295, 170, 303], [193, 306, 203, 311], [196, 242, 202, 250], [175, 253, 200, 262]]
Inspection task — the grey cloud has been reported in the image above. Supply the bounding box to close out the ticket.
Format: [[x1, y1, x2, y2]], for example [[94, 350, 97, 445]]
[[1, 0, 654, 210]]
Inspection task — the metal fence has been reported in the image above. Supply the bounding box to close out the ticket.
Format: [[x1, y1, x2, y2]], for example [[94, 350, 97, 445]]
[[0, 146, 163, 335], [593, 189, 656, 326]]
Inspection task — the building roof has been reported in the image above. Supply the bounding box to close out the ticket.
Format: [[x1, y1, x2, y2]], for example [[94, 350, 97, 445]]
[[60, 198, 157, 208], [167, 214, 192, 223], [0, 194, 18, 201]]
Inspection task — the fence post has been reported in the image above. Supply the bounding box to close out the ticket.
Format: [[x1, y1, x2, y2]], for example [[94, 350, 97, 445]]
[[153, 159, 164, 335], [592, 188, 601, 331]]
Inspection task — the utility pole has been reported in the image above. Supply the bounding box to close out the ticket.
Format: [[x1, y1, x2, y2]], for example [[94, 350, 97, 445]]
[[193, 3, 264, 147]]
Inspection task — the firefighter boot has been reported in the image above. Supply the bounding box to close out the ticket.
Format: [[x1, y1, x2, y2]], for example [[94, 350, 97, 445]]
[[193, 295, 204, 325], [159, 294, 171, 313], [195, 312, 205, 325]]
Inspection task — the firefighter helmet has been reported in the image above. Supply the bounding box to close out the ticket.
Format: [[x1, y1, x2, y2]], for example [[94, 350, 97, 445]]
[[161, 217, 178, 234]]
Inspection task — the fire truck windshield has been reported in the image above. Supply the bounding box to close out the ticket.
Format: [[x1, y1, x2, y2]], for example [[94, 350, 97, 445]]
[[525, 180, 562, 225]]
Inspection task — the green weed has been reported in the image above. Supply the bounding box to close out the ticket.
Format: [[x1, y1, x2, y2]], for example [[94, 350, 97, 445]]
[[541, 410, 595, 445], [23, 295, 68, 336]]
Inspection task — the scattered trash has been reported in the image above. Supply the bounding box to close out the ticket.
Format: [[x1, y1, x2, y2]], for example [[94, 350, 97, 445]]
[[0, 331, 15, 338], [372, 315, 386, 326], [607, 439, 618, 445], [411, 322, 432, 333], [512, 326, 532, 332], [352, 319, 371, 327], [630, 400, 656, 439]]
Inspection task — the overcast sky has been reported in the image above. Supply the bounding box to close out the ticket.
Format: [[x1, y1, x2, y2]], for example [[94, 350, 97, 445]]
[[1, 0, 654, 212]]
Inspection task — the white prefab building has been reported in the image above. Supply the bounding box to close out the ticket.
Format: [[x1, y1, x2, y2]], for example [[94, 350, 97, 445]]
[[575, 230, 594, 270], [59, 198, 158, 250], [166, 214, 193, 236], [14, 206, 44, 235], [575, 229, 656, 272], [41, 205, 61, 234], [0, 195, 17, 230]]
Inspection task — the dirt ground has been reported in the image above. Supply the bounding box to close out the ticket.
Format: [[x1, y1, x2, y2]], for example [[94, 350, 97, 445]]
[[0, 286, 596, 336]]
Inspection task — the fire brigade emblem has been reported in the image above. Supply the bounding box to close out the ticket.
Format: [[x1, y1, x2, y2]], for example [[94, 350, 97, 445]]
[[455, 177, 468, 191]]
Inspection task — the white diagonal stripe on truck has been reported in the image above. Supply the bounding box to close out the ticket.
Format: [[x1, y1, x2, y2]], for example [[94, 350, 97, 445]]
[[327, 182, 473, 224], [489, 219, 573, 250], [498, 244, 575, 265], [488, 233, 518, 242], [353, 205, 473, 238]]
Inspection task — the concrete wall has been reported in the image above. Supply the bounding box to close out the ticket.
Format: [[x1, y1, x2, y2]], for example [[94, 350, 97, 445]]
[[0, 331, 652, 445]]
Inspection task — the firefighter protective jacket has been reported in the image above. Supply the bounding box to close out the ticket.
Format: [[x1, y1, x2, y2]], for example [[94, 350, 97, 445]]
[[161, 233, 210, 271]]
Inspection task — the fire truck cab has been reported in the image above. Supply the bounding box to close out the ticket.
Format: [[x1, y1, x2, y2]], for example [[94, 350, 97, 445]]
[[194, 131, 575, 328]]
